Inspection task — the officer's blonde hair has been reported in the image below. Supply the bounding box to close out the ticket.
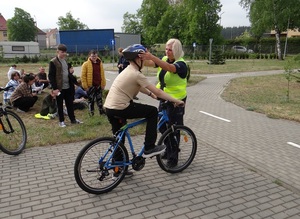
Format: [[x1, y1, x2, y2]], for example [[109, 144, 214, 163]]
[[166, 38, 184, 61]]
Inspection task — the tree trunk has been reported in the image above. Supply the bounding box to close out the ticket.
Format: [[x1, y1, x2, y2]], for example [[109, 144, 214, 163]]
[[274, 26, 283, 60]]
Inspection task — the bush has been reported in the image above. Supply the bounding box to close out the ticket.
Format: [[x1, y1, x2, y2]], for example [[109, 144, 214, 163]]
[[31, 55, 39, 63], [14, 57, 20, 64], [21, 55, 30, 63]]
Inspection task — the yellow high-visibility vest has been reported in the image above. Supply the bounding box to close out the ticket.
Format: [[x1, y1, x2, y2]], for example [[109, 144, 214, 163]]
[[156, 56, 187, 100]]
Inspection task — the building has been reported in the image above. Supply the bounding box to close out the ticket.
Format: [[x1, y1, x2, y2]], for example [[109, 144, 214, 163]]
[[114, 32, 141, 50], [46, 28, 59, 49], [270, 29, 300, 38], [36, 27, 46, 49], [0, 13, 46, 48], [0, 13, 8, 41]]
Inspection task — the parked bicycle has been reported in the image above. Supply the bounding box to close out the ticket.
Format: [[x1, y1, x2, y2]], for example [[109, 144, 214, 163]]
[[0, 86, 27, 155], [74, 101, 197, 194]]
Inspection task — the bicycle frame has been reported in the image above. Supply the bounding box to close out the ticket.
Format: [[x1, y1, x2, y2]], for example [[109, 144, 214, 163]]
[[99, 108, 170, 169]]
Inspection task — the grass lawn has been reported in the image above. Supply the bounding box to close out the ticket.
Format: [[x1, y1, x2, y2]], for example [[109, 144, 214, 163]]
[[222, 74, 300, 122], [0, 58, 298, 149]]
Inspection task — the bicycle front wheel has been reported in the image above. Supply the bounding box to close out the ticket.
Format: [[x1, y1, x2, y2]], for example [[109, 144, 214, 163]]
[[157, 125, 197, 173], [0, 110, 27, 155], [74, 137, 129, 194]]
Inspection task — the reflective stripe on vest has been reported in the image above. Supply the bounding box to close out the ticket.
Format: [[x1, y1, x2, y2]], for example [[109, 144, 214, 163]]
[[156, 56, 187, 100]]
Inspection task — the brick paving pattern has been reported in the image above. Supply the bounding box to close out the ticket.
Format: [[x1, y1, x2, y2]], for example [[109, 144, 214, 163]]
[[1, 69, 300, 219]]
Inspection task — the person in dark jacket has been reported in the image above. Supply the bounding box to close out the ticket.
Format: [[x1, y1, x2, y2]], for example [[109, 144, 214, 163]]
[[117, 47, 130, 74], [48, 44, 82, 127]]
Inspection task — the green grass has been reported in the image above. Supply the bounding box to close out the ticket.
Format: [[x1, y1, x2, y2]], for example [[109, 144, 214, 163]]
[[222, 74, 300, 122], [188, 58, 288, 74]]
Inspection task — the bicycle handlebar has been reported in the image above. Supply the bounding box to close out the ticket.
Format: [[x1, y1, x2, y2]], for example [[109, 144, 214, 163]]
[[157, 98, 185, 108]]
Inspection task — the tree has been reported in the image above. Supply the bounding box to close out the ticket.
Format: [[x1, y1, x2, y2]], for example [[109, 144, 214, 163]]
[[240, 0, 300, 60], [57, 11, 88, 30], [156, 4, 186, 43], [138, 0, 169, 45], [182, 0, 222, 45], [7, 8, 37, 41], [121, 12, 142, 34], [121, 0, 222, 46]]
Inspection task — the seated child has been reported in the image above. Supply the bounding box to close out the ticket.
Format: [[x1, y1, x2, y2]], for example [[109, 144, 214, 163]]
[[35, 90, 59, 120], [3, 71, 20, 105]]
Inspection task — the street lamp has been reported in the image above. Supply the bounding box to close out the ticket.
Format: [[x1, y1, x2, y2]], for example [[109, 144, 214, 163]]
[[34, 15, 38, 43], [219, 12, 225, 26]]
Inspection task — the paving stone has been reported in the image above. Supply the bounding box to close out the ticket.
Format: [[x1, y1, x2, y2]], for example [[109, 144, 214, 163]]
[[1, 70, 300, 219]]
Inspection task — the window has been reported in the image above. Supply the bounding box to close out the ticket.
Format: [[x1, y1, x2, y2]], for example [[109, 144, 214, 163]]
[[3, 31, 7, 37], [12, 46, 25, 51]]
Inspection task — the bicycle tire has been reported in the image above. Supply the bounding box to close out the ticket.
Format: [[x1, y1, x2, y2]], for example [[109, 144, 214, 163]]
[[157, 125, 197, 173], [74, 137, 129, 194], [0, 110, 27, 155]]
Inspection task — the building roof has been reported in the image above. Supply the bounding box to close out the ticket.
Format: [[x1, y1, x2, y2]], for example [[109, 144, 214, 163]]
[[0, 13, 7, 31], [46, 28, 58, 37]]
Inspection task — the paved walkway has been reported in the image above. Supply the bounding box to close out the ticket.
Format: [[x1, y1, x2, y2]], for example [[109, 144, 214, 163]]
[[1, 70, 300, 219]]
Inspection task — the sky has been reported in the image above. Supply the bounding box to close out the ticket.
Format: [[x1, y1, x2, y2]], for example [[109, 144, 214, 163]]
[[1, 0, 250, 32]]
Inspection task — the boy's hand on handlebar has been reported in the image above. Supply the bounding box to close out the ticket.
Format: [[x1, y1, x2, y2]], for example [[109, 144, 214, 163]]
[[174, 100, 185, 107]]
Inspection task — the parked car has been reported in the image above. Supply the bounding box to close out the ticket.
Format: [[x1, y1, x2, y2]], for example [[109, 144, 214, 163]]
[[231, 46, 253, 53]]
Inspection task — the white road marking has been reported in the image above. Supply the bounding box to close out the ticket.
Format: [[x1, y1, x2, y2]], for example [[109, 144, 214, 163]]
[[287, 142, 300, 149], [199, 111, 231, 122]]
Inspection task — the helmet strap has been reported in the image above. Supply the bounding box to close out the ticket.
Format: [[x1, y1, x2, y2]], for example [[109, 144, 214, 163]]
[[133, 59, 143, 72]]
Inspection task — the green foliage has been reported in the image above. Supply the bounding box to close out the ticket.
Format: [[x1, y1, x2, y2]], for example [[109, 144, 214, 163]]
[[57, 11, 89, 30], [7, 8, 37, 41], [31, 55, 39, 63], [123, 0, 222, 46], [122, 12, 142, 34], [240, 0, 300, 59], [284, 55, 300, 101], [182, 0, 222, 45], [209, 49, 225, 65], [138, 0, 169, 45]]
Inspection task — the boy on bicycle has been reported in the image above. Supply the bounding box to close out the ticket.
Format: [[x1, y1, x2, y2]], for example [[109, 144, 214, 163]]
[[104, 44, 184, 158]]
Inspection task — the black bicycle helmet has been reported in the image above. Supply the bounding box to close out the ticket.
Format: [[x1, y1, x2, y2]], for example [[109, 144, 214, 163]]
[[122, 44, 146, 61]]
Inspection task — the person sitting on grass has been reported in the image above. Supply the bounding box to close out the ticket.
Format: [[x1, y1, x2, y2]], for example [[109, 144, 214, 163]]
[[3, 71, 21, 105], [10, 73, 38, 113], [35, 90, 60, 120]]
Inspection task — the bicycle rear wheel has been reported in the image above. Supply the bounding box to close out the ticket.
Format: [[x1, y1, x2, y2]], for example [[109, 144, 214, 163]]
[[0, 110, 27, 155], [74, 137, 129, 194], [157, 125, 197, 173]]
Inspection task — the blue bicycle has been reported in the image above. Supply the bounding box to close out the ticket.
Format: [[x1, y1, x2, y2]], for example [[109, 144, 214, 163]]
[[74, 101, 197, 194]]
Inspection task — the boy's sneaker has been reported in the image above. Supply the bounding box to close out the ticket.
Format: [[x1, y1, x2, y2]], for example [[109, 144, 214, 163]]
[[59, 121, 66, 128], [16, 108, 25, 113], [71, 119, 83, 124], [143, 145, 166, 158], [47, 113, 56, 119]]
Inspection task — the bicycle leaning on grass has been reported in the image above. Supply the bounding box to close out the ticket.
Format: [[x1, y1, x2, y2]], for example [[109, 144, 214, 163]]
[[0, 86, 27, 155], [74, 100, 197, 194]]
